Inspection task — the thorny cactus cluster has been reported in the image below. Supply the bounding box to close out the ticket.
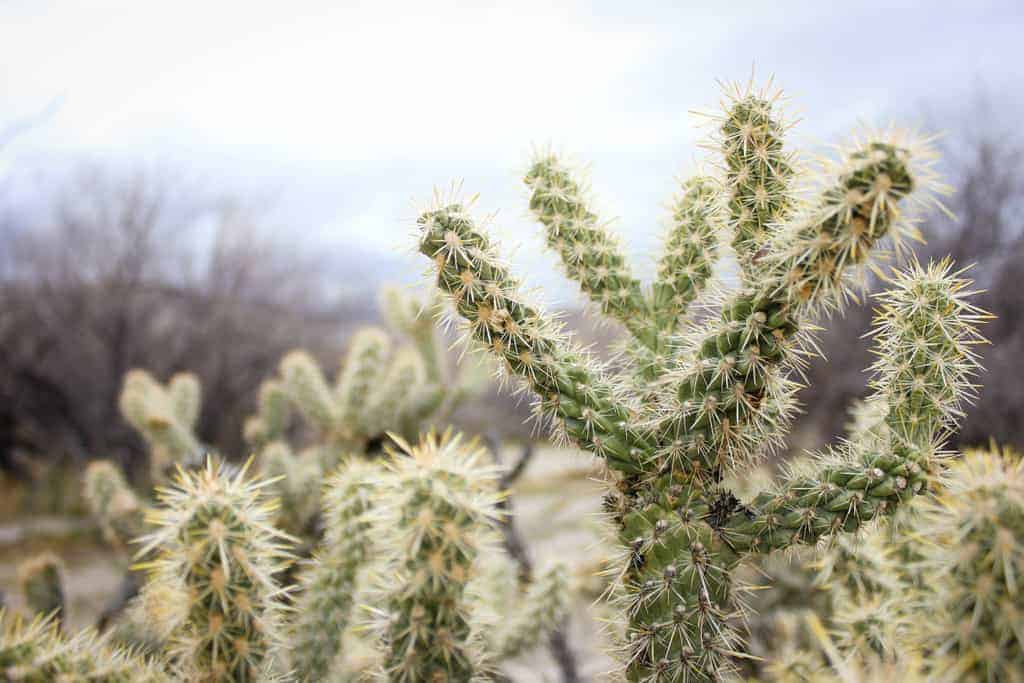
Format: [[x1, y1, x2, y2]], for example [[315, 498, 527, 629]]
[[761, 443, 1024, 682], [243, 285, 490, 538], [2, 288, 569, 682], [416, 80, 990, 681]]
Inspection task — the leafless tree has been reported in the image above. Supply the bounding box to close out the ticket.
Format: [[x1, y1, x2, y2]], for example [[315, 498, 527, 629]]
[[0, 165, 365, 479]]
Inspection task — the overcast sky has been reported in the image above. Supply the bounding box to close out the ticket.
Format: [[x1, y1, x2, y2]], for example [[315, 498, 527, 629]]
[[2, 0, 1021, 301]]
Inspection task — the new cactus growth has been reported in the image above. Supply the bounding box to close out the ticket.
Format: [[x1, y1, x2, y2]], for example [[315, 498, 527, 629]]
[[370, 431, 501, 682], [416, 81, 985, 680], [137, 458, 293, 682], [17, 554, 65, 626]]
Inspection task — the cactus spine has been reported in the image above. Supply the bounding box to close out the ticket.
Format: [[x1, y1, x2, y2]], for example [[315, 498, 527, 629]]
[[137, 458, 293, 682], [417, 81, 983, 680]]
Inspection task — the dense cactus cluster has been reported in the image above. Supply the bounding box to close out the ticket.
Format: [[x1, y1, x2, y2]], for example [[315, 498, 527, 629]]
[[416, 80, 989, 680], [2, 286, 569, 681]]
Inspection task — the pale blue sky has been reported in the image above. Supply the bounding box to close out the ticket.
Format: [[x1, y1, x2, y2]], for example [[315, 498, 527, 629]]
[[2, 0, 1021, 300]]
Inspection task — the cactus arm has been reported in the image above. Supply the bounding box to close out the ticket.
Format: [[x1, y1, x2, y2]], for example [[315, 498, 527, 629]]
[[525, 154, 654, 347], [119, 370, 202, 478], [280, 350, 339, 435], [259, 441, 322, 536], [361, 347, 425, 438], [719, 88, 795, 278], [418, 204, 650, 474], [335, 327, 392, 431], [244, 379, 291, 448], [137, 457, 293, 682], [381, 285, 445, 384], [651, 175, 722, 334], [654, 139, 923, 475], [167, 372, 202, 431], [83, 460, 147, 552], [291, 459, 380, 681], [371, 432, 501, 681], [720, 258, 986, 556]]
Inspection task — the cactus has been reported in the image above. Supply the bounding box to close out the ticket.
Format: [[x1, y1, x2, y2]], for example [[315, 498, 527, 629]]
[[83, 459, 147, 552], [0, 610, 169, 682], [17, 554, 65, 626], [243, 380, 291, 450], [136, 457, 293, 682], [289, 458, 380, 681], [368, 431, 501, 681], [119, 370, 204, 481], [904, 444, 1024, 680], [258, 441, 322, 537], [416, 80, 985, 680], [489, 563, 571, 660]]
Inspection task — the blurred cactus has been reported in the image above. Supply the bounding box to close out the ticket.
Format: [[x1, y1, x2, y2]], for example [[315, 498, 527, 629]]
[[0, 610, 169, 682], [83, 459, 147, 552], [242, 380, 291, 449], [368, 431, 501, 681], [417, 79, 987, 680], [490, 563, 571, 660], [289, 458, 379, 681], [258, 441, 322, 537], [119, 369, 204, 482], [136, 458, 293, 681], [17, 554, 65, 626], [905, 444, 1024, 681]]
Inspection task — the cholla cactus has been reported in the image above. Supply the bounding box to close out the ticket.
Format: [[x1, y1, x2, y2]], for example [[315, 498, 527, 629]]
[[489, 563, 571, 660], [83, 459, 147, 552], [416, 80, 986, 679], [243, 380, 291, 450], [119, 370, 204, 481], [17, 554, 65, 625], [258, 441, 322, 536], [0, 610, 169, 682], [368, 431, 502, 682], [137, 458, 293, 681], [906, 445, 1024, 680], [290, 458, 380, 681]]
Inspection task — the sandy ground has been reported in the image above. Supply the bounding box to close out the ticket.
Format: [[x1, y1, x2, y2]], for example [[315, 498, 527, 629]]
[[0, 445, 616, 681]]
